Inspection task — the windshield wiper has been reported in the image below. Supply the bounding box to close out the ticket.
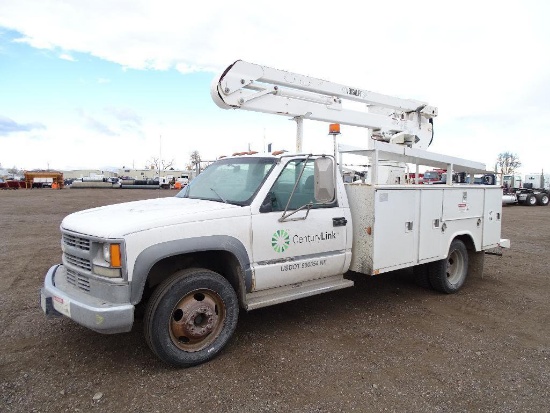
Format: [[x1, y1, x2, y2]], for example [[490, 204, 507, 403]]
[[210, 187, 228, 204]]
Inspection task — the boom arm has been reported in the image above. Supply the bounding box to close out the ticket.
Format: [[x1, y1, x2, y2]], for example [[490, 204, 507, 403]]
[[211, 60, 438, 150]]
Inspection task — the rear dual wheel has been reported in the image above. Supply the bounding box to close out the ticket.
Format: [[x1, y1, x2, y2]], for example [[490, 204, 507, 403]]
[[428, 239, 469, 294], [536, 193, 549, 206], [526, 194, 537, 206], [413, 264, 432, 290], [144, 268, 238, 367]]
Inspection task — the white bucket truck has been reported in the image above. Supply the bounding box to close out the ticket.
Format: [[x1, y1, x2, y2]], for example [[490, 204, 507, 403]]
[[40, 61, 509, 366]]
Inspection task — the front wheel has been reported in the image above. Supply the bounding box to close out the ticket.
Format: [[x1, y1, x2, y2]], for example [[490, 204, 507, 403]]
[[144, 268, 239, 367], [428, 239, 469, 294]]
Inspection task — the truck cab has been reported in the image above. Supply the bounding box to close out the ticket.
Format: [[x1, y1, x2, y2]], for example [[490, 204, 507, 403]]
[[41, 153, 353, 366]]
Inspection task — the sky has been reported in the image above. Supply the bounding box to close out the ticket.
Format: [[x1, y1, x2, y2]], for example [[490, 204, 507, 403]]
[[0, 0, 549, 174]]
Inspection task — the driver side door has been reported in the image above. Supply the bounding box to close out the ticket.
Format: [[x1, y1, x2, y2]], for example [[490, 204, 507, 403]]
[[250, 158, 348, 291]]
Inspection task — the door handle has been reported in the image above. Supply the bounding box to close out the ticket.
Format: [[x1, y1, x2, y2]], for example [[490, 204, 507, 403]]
[[333, 217, 347, 227]]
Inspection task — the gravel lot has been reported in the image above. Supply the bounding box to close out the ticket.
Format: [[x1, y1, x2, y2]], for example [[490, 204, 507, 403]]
[[1, 188, 549, 412]]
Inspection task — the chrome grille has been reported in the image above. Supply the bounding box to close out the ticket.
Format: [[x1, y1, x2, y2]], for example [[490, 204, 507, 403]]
[[66, 269, 91, 292], [65, 253, 92, 272], [63, 234, 91, 251]]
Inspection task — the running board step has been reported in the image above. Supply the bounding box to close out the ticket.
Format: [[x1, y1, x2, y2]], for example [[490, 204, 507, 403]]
[[246, 275, 354, 310]]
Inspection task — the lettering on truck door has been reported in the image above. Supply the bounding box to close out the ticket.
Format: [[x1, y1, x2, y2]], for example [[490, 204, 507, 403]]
[[251, 159, 348, 291]]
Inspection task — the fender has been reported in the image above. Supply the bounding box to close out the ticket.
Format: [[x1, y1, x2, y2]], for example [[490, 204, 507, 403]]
[[445, 230, 478, 252], [130, 235, 252, 304]]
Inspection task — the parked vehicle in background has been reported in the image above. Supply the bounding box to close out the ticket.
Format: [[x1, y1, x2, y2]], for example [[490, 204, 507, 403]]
[[465, 173, 497, 185], [502, 173, 549, 206], [407, 172, 424, 184], [6, 180, 24, 189], [524, 173, 550, 190], [423, 169, 445, 183], [33, 177, 53, 188]]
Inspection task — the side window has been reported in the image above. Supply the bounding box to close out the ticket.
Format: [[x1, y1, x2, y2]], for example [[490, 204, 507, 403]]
[[268, 160, 333, 212]]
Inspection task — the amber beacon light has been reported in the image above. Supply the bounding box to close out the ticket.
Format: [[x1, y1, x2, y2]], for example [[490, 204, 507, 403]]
[[329, 123, 341, 135]]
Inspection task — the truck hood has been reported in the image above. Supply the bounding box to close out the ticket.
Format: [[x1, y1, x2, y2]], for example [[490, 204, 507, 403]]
[[61, 197, 245, 238]]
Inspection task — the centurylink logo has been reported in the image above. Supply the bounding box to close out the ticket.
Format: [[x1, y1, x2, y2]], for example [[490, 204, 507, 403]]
[[271, 229, 290, 253]]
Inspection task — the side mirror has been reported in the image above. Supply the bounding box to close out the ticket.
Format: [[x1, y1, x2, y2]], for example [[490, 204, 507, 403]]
[[259, 192, 274, 213], [314, 157, 336, 203]]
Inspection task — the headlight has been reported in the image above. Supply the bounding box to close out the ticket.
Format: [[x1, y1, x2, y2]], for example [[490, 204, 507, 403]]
[[94, 242, 123, 278], [101, 243, 121, 267], [102, 243, 111, 263]]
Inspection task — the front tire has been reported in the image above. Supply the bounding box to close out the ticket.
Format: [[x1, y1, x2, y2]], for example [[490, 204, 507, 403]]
[[144, 268, 239, 367], [428, 239, 468, 294]]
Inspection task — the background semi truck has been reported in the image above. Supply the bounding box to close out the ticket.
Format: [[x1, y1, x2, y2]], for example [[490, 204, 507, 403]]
[[40, 60, 509, 367], [502, 173, 549, 206]]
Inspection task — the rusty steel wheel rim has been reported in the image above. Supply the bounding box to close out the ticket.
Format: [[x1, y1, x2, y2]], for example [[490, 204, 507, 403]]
[[169, 289, 226, 352]]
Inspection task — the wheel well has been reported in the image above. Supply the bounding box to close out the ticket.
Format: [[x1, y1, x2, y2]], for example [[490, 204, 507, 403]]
[[142, 251, 246, 308], [454, 234, 475, 251]]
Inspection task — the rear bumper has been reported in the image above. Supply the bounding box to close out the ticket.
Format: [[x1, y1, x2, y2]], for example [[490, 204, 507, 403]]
[[40, 264, 134, 334], [499, 238, 511, 249]]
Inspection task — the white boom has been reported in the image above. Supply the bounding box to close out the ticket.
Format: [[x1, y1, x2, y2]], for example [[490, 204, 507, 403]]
[[211, 60, 438, 151]]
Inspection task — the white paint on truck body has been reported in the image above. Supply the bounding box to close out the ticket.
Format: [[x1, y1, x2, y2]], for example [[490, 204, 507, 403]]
[[346, 184, 504, 275], [61, 197, 252, 282]]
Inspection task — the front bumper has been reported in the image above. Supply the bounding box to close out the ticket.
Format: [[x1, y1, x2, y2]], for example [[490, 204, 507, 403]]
[[40, 264, 134, 334]]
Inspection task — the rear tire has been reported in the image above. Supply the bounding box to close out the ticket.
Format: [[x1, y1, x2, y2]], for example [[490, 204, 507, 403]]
[[526, 194, 537, 206], [413, 264, 432, 290], [428, 239, 468, 294], [144, 268, 239, 367], [536, 193, 549, 206]]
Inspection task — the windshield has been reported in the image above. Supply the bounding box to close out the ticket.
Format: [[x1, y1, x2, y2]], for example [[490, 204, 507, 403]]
[[176, 157, 276, 206]]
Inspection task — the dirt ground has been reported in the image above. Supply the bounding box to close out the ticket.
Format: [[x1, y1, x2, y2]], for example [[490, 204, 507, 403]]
[[0, 188, 548, 412]]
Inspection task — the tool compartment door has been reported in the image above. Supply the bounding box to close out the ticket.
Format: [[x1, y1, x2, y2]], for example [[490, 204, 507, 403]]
[[482, 187, 503, 248], [373, 189, 417, 271], [418, 189, 444, 261]]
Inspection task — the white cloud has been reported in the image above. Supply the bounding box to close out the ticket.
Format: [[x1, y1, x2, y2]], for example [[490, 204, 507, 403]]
[[0, 115, 45, 136], [1, 0, 549, 172], [175, 63, 201, 74], [105, 107, 142, 126], [59, 53, 75, 61]]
